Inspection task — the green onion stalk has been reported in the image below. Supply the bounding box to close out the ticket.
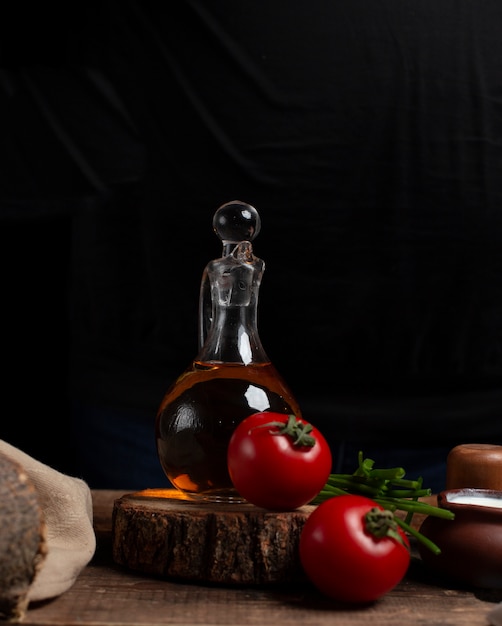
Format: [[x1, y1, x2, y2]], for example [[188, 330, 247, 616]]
[[311, 451, 455, 555]]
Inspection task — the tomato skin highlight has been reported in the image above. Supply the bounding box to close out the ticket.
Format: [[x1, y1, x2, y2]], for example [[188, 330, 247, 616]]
[[299, 494, 410, 603], [227, 411, 332, 510]]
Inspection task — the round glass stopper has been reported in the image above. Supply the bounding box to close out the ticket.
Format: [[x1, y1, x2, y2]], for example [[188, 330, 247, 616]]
[[213, 201, 261, 245]]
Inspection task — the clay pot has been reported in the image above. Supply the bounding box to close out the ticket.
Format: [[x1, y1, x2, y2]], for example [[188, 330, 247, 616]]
[[418, 488, 502, 588]]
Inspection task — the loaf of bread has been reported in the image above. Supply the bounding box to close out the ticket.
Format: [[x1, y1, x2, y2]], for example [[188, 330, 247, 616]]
[[0, 451, 47, 622]]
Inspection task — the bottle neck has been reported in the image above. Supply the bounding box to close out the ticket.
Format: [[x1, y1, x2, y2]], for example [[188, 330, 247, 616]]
[[197, 242, 269, 365], [198, 298, 269, 365]]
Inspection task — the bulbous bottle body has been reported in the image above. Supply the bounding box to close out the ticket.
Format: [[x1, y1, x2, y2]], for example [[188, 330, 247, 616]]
[[156, 360, 301, 501]]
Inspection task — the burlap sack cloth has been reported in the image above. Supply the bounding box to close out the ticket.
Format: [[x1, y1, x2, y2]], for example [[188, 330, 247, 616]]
[[0, 440, 96, 602]]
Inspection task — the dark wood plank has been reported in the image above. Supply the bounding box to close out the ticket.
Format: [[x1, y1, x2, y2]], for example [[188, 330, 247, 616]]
[[18, 490, 502, 626]]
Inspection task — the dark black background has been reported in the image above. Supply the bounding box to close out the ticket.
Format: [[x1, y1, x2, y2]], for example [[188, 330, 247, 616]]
[[2, 1, 502, 473]]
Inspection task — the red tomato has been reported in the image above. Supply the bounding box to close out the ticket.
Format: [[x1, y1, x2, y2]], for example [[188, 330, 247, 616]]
[[299, 494, 410, 603], [227, 411, 332, 510]]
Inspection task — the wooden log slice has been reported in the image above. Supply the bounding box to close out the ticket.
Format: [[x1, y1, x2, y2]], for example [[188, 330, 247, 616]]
[[112, 489, 314, 585], [0, 452, 47, 622]]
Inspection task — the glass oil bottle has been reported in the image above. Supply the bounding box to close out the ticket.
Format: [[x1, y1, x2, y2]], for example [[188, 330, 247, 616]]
[[155, 201, 302, 502]]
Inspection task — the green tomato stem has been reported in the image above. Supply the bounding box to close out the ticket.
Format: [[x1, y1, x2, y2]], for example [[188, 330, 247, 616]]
[[255, 414, 316, 447], [365, 507, 409, 548]]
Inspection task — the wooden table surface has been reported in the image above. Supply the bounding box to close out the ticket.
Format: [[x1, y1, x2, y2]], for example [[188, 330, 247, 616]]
[[20, 490, 502, 626]]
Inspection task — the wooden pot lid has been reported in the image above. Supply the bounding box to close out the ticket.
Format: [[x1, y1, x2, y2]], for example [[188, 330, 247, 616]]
[[446, 443, 502, 491]]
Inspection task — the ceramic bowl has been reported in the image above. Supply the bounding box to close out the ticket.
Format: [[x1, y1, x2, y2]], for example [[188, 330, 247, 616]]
[[418, 488, 502, 588]]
